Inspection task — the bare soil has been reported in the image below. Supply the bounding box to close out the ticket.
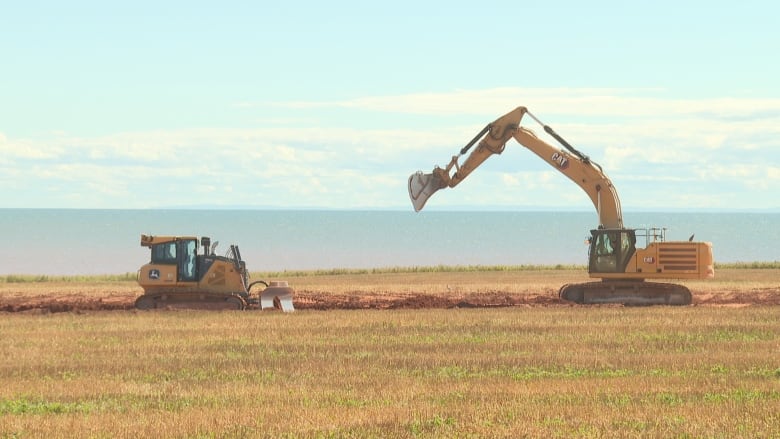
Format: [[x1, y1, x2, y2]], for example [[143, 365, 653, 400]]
[[1, 286, 778, 313]]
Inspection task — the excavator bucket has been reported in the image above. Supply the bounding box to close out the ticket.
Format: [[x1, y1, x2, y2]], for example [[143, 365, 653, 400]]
[[259, 281, 295, 312], [408, 171, 445, 212]]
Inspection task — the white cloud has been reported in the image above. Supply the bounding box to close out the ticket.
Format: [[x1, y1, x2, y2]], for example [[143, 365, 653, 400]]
[[266, 87, 780, 176], [0, 134, 65, 160], [3, 87, 779, 209]]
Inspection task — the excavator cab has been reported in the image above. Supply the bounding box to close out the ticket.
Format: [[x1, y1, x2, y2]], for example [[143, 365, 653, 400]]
[[588, 228, 637, 274]]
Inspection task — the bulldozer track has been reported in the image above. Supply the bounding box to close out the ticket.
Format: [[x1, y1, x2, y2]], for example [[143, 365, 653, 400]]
[[134, 292, 248, 310]]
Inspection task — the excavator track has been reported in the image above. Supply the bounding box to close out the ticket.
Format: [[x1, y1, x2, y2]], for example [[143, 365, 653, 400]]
[[559, 281, 692, 306], [134, 292, 248, 310]]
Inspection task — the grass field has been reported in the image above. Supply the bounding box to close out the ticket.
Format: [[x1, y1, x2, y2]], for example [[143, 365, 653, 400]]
[[1, 267, 779, 437]]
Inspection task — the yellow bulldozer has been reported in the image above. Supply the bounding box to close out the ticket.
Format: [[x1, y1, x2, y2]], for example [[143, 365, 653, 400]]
[[135, 234, 294, 311]]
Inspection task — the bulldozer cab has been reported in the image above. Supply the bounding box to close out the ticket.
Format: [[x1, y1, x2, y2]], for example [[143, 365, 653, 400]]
[[588, 228, 637, 274], [146, 237, 199, 282]]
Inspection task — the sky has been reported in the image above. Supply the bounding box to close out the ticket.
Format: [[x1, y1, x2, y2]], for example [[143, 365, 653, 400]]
[[2, 1, 779, 211]]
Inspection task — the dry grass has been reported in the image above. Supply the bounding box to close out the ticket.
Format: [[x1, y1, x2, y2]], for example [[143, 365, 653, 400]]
[[278, 267, 779, 301], [282, 270, 567, 296], [1, 267, 779, 437], [1, 312, 778, 436]]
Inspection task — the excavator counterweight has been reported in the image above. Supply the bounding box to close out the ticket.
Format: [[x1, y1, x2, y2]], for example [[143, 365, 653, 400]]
[[407, 106, 714, 306]]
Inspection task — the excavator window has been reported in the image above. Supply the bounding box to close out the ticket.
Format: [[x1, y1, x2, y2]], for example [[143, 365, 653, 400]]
[[589, 229, 636, 274], [595, 233, 614, 256], [592, 232, 617, 272]]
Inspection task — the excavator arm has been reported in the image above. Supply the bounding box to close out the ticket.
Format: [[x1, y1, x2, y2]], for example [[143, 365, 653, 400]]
[[408, 106, 624, 229]]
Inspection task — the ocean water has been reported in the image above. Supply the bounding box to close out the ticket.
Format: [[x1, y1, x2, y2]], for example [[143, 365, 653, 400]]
[[0, 209, 777, 275]]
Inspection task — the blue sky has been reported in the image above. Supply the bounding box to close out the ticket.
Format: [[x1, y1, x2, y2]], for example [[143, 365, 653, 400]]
[[2, 1, 778, 210]]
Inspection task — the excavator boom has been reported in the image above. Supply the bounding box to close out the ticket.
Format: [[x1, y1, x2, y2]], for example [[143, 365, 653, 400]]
[[409, 107, 623, 229]]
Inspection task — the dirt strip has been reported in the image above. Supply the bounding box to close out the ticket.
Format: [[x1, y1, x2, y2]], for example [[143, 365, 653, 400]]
[[1, 288, 778, 313]]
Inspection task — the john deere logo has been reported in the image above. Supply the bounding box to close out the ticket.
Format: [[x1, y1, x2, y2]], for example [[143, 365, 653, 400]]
[[149, 269, 160, 280]]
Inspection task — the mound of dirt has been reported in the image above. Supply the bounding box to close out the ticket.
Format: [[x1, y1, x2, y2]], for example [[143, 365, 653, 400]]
[[0, 293, 133, 314], [1, 287, 778, 313]]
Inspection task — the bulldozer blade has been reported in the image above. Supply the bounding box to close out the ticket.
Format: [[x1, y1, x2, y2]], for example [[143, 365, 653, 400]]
[[260, 283, 295, 312], [408, 171, 445, 212]]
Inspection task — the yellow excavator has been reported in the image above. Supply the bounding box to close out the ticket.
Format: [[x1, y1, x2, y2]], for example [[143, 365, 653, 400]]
[[135, 235, 294, 311], [408, 106, 714, 305]]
